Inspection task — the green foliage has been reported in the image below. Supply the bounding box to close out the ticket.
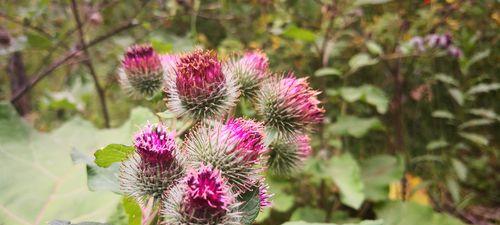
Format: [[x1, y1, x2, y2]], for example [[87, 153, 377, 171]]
[[326, 154, 365, 209], [94, 144, 135, 168], [375, 201, 466, 225], [0, 103, 155, 224]]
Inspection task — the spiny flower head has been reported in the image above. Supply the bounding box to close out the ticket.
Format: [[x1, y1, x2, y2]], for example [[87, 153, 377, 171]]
[[164, 49, 239, 120], [119, 44, 163, 97], [120, 123, 185, 203], [267, 134, 313, 176], [222, 118, 266, 163], [162, 165, 241, 225], [240, 50, 269, 76], [258, 182, 272, 209], [224, 50, 269, 98], [176, 50, 224, 99], [185, 165, 232, 213], [257, 74, 324, 138], [133, 123, 176, 164], [184, 120, 266, 193]]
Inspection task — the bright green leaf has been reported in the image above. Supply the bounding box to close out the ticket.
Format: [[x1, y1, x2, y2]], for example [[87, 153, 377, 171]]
[[366, 41, 384, 55], [448, 89, 464, 106], [376, 201, 465, 225], [94, 144, 135, 168], [27, 32, 52, 49], [327, 153, 365, 209], [426, 139, 449, 150], [432, 110, 455, 120], [283, 25, 317, 42], [329, 116, 384, 138], [315, 67, 342, 77], [451, 159, 467, 181], [123, 196, 141, 225], [349, 53, 379, 72], [458, 132, 489, 146], [290, 207, 326, 222], [466, 83, 500, 95]]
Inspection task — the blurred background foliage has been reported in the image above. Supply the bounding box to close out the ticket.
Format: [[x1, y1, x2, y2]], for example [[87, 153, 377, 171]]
[[0, 0, 498, 224]]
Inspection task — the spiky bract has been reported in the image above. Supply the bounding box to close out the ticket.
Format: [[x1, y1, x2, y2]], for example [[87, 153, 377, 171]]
[[267, 135, 312, 176], [224, 50, 268, 98], [256, 74, 324, 138], [164, 49, 239, 120], [120, 123, 185, 203], [183, 119, 266, 193], [258, 181, 272, 209], [162, 165, 241, 225], [119, 44, 163, 97]]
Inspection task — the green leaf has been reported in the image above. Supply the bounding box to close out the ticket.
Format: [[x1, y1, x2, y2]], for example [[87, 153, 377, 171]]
[[448, 89, 464, 106], [123, 196, 141, 225], [238, 187, 261, 225], [432, 110, 455, 120], [426, 139, 449, 150], [327, 153, 365, 209], [361, 155, 404, 201], [290, 207, 326, 222], [458, 119, 494, 130], [458, 132, 489, 146], [268, 179, 295, 212], [434, 74, 459, 87], [283, 25, 317, 42], [0, 103, 156, 224], [27, 32, 52, 49], [446, 177, 460, 204], [151, 37, 173, 53], [71, 149, 121, 193], [329, 116, 384, 138], [349, 53, 379, 72], [376, 201, 466, 225], [49, 220, 110, 225], [94, 144, 135, 168], [366, 41, 384, 55], [451, 159, 467, 181], [339, 85, 388, 114], [462, 49, 490, 74], [466, 83, 500, 95], [315, 67, 342, 77]]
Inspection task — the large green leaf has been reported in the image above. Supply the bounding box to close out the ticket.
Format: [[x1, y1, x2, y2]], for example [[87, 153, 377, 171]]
[[94, 144, 135, 168], [290, 207, 326, 222], [339, 85, 388, 114], [282, 25, 317, 42], [238, 187, 261, 225], [326, 154, 365, 209], [375, 201, 465, 225], [0, 103, 156, 224], [329, 116, 384, 138], [361, 155, 404, 201]]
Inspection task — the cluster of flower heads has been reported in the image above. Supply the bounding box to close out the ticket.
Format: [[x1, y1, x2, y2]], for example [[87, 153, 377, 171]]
[[406, 33, 463, 58], [118, 45, 324, 224]]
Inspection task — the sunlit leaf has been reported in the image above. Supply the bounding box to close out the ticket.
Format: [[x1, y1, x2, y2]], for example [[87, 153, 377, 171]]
[[329, 116, 384, 138], [327, 153, 365, 209], [349, 53, 379, 72], [432, 110, 455, 120], [315, 67, 342, 77], [458, 132, 489, 146], [283, 25, 317, 42], [94, 144, 135, 168]]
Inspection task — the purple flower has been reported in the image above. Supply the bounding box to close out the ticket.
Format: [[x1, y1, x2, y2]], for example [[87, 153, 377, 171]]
[[164, 49, 239, 120], [222, 118, 266, 163], [119, 44, 164, 97], [185, 165, 232, 214], [239, 50, 269, 78], [258, 182, 272, 209], [133, 123, 177, 164], [447, 46, 463, 58], [258, 74, 324, 136], [176, 49, 225, 100], [409, 36, 425, 52], [296, 135, 312, 159]]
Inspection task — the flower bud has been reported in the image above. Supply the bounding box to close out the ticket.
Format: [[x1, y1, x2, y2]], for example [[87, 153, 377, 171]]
[[184, 119, 266, 193], [225, 50, 269, 98], [267, 135, 312, 176], [120, 123, 184, 203], [119, 44, 164, 97], [162, 165, 241, 225], [164, 49, 239, 120], [257, 74, 324, 138]]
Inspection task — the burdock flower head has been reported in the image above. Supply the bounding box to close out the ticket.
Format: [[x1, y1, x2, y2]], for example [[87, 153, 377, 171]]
[[164, 49, 239, 120], [258, 181, 272, 209], [267, 134, 312, 176], [184, 119, 266, 193], [257, 74, 324, 138], [224, 50, 269, 98], [163, 165, 240, 225], [120, 123, 185, 202], [119, 44, 164, 97]]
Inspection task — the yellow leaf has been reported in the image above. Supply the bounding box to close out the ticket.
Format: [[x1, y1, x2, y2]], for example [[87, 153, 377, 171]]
[[389, 173, 431, 206]]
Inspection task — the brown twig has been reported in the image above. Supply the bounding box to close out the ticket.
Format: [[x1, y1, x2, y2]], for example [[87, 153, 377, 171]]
[[70, 0, 110, 128], [9, 19, 139, 103]]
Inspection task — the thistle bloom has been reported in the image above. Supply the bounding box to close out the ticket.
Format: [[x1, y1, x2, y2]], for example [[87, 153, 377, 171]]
[[163, 165, 240, 225], [267, 134, 312, 176], [258, 182, 272, 209], [119, 44, 164, 97], [134, 123, 176, 164], [257, 74, 324, 138], [224, 50, 269, 98], [184, 119, 266, 193], [164, 49, 239, 120], [120, 123, 184, 202]]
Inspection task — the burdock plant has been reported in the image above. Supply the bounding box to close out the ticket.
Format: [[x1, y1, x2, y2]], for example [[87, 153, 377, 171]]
[[109, 46, 324, 224]]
